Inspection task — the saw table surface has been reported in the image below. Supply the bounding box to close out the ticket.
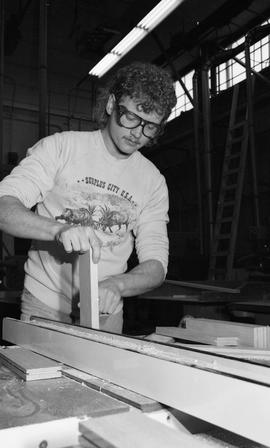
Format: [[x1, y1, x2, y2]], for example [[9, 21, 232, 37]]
[[1, 316, 270, 448], [0, 356, 266, 448], [0, 361, 129, 430]]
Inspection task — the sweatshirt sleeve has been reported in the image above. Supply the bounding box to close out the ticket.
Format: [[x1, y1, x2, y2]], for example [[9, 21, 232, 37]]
[[133, 173, 169, 276], [0, 133, 63, 208]]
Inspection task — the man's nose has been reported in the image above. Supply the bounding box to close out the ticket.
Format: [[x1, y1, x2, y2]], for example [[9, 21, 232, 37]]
[[130, 124, 143, 138]]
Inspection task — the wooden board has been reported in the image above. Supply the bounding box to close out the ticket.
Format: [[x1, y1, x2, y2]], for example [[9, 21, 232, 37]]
[[174, 343, 270, 360], [4, 317, 270, 385], [63, 367, 161, 413], [79, 250, 99, 329], [79, 410, 210, 448], [165, 279, 242, 293], [143, 333, 175, 344], [139, 282, 229, 302], [156, 327, 238, 346], [0, 346, 62, 380], [184, 317, 270, 348]]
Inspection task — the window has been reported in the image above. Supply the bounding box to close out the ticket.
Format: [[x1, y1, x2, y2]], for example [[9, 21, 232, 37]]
[[167, 19, 270, 121], [168, 70, 194, 121], [216, 22, 270, 93]]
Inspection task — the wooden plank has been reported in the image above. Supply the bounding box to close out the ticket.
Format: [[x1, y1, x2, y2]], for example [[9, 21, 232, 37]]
[[143, 333, 175, 344], [0, 360, 61, 381], [79, 250, 99, 329], [3, 318, 270, 446], [184, 317, 269, 348], [63, 367, 162, 413], [156, 327, 239, 346], [184, 317, 265, 329], [139, 294, 201, 302], [4, 317, 270, 385], [140, 281, 245, 303], [165, 279, 241, 293], [0, 346, 62, 380], [174, 344, 270, 360], [79, 410, 210, 448]]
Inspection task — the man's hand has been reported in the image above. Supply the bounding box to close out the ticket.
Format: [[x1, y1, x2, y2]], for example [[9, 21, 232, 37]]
[[98, 278, 122, 314], [55, 225, 101, 263]]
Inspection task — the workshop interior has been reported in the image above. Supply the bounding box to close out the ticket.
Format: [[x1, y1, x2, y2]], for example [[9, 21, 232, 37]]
[[1, 0, 270, 447]]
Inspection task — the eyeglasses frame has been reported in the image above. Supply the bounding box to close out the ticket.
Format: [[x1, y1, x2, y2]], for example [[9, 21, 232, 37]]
[[114, 103, 163, 139]]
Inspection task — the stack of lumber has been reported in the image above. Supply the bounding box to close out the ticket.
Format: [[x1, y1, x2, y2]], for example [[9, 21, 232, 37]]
[[156, 326, 238, 346], [156, 317, 270, 348], [185, 317, 270, 349], [0, 346, 62, 381]]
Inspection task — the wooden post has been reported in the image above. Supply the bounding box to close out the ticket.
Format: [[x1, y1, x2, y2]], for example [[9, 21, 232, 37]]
[[79, 249, 99, 329]]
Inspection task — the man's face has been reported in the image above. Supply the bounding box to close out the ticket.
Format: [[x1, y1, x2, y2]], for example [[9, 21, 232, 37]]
[[105, 95, 164, 159]]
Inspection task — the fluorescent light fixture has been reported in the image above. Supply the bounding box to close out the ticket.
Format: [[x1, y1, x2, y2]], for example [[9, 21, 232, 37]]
[[89, 0, 184, 78]]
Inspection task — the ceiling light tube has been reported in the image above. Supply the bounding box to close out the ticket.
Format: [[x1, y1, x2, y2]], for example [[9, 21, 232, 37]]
[[113, 27, 147, 55], [89, 0, 185, 78], [90, 54, 119, 78], [139, 0, 179, 29]]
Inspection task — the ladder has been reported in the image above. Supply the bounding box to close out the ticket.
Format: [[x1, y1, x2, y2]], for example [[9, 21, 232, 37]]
[[209, 84, 249, 280]]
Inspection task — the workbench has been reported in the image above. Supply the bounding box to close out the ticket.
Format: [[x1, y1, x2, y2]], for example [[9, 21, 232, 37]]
[[1, 317, 270, 448], [128, 280, 270, 334]]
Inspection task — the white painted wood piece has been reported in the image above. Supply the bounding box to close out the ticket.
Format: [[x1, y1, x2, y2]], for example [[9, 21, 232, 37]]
[[3, 317, 270, 446], [11, 317, 270, 385], [0, 417, 81, 448], [79, 409, 210, 448], [79, 249, 99, 329]]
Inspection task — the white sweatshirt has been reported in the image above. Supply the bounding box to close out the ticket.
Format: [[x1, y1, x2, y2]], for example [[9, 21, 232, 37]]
[[0, 130, 169, 314]]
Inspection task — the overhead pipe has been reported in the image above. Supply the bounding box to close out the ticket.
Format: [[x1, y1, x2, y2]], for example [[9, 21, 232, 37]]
[[0, 0, 4, 165], [192, 70, 204, 255], [0, 0, 4, 260], [244, 33, 260, 239], [201, 63, 214, 249], [38, 0, 48, 138]]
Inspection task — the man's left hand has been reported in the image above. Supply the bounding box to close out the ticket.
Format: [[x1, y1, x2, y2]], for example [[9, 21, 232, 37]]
[[98, 278, 122, 314]]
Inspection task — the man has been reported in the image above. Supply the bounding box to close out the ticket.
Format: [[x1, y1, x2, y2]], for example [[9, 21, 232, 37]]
[[0, 62, 177, 333]]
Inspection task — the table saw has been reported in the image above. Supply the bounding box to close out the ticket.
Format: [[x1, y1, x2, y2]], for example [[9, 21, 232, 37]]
[[1, 252, 269, 447], [0, 315, 269, 448]]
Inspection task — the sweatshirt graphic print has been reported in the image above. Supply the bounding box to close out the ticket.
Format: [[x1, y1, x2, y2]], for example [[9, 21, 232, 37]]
[[55, 181, 137, 249]]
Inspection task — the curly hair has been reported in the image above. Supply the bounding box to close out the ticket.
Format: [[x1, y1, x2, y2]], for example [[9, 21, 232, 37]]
[[95, 62, 177, 132]]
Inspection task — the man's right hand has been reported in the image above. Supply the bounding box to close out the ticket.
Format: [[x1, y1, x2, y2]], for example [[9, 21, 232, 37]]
[[55, 225, 101, 263]]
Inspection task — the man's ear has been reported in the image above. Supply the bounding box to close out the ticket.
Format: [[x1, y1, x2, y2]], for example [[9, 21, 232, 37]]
[[106, 94, 115, 116]]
